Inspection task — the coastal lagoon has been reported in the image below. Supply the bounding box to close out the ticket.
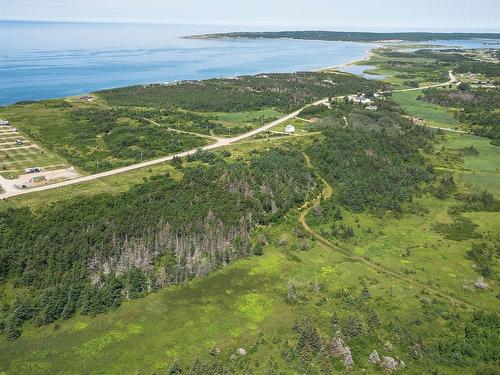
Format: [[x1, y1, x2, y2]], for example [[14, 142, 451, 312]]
[[0, 21, 375, 105]]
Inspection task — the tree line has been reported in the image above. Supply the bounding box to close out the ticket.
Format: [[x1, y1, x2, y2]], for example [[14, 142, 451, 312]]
[[0, 148, 317, 338]]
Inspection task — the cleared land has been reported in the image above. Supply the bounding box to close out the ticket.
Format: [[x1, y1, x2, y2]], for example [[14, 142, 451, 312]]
[[0, 125, 68, 179]]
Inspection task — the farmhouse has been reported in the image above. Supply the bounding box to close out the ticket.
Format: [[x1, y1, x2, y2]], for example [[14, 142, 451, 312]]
[[348, 95, 373, 105]]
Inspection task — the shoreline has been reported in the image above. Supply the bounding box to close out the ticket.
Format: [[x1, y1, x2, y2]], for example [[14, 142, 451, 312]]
[[312, 44, 382, 72], [0, 43, 382, 107]]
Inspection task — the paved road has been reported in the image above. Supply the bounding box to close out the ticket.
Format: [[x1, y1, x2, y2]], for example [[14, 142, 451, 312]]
[[0, 70, 458, 200], [0, 98, 328, 199]]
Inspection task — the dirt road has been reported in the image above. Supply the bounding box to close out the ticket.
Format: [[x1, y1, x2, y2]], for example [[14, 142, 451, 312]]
[[299, 152, 480, 311], [0, 98, 327, 199], [0, 69, 457, 200]]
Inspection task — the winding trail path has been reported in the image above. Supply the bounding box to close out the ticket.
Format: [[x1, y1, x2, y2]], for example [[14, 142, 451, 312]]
[[299, 152, 482, 311]]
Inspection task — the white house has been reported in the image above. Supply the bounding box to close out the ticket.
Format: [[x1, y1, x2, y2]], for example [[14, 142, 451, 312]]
[[348, 95, 373, 105], [285, 125, 296, 134], [0, 119, 9, 126]]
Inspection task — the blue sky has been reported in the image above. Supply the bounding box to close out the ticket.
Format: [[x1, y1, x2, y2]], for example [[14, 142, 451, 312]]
[[1, 0, 499, 31]]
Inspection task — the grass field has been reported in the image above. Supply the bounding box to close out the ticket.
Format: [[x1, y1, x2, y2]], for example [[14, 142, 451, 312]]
[[0, 211, 487, 375], [392, 91, 460, 129], [435, 132, 500, 198], [354, 53, 438, 88], [200, 108, 283, 130], [0, 101, 209, 174], [0, 128, 497, 374], [0, 126, 68, 179], [272, 118, 312, 133]]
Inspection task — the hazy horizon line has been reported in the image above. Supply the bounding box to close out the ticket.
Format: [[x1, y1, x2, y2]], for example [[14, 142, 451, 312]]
[[1, 18, 500, 33]]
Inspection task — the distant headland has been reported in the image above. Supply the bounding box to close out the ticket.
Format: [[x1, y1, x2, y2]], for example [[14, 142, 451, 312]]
[[184, 31, 500, 43]]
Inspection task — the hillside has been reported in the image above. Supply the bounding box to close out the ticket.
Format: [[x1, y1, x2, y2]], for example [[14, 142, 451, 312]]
[[0, 44, 498, 375]]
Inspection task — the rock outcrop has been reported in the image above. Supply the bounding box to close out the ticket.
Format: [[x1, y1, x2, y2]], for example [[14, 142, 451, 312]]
[[369, 350, 381, 364]]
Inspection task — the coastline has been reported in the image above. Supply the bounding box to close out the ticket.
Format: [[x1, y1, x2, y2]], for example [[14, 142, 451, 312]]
[[0, 41, 381, 107], [186, 32, 384, 73], [312, 43, 382, 72]]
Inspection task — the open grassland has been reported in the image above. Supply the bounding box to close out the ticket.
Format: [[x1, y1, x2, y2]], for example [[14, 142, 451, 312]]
[[392, 91, 460, 129], [198, 108, 283, 130], [0, 100, 209, 174], [432, 132, 500, 198], [0, 134, 310, 212], [311, 194, 498, 309], [0, 126, 68, 179], [0, 213, 491, 375]]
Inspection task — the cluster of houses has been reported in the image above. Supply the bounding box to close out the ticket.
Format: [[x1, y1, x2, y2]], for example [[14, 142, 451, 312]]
[[347, 93, 384, 111], [348, 94, 373, 105], [79, 95, 94, 102], [460, 73, 496, 89], [0, 119, 10, 126]]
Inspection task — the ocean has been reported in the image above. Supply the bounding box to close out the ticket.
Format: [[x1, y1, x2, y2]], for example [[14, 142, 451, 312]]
[[1, 22, 498, 106], [0, 21, 375, 105]]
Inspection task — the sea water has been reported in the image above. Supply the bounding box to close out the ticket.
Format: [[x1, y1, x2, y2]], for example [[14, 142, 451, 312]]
[[0, 21, 375, 105]]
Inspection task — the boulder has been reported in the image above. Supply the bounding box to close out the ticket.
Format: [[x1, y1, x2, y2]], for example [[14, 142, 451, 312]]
[[368, 350, 381, 364], [330, 336, 347, 357], [474, 278, 488, 289], [343, 347, 354, 368], [381, 356, 398, 372]]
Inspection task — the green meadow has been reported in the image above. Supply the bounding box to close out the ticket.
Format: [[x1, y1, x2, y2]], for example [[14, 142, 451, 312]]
[[392, 90, 460, 129], [0, 211, 490, 375]]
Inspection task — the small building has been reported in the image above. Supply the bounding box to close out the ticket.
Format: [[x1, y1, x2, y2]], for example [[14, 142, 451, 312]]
[[284, 125, 296, 134], [366, 106, 378, 111], [29, 175, 46, 184], [348, 95, 373, 105], [15, 139, 23, 145], [0, 119, 9, 126]]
